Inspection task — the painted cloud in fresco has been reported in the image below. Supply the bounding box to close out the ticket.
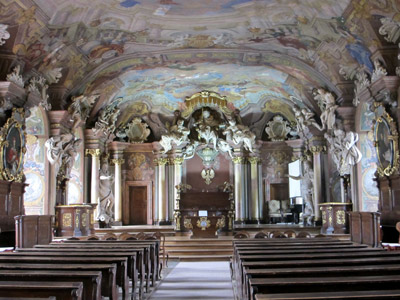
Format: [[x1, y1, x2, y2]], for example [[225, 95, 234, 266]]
[[114, 63, 296, 116]]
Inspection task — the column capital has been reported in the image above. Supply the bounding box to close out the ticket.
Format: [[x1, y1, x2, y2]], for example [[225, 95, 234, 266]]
[[85, 149, 101, 157], [171, 157, 184, 165], [310, 145, 327, 154], [111, 158, 125, 165], [154, 157, 169, 166], [232, 156, 246, 164], [248, 157, 261, 165]]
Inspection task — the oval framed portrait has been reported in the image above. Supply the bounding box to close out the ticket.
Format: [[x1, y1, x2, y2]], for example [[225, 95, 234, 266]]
[[373, 103, 399, 177], [0, 108, 26, 182]]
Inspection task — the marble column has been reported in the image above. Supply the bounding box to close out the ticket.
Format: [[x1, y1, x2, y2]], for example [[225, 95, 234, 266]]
[[311, 146, 327, 223], [172, 157, 184, 211], [154, 158, 169, 225], [350, 165, 359, 211], [248, 157, 261, 222], [86, 149, 101, 219], [111, 157, 125, 224], [233, 156, 247, 223]]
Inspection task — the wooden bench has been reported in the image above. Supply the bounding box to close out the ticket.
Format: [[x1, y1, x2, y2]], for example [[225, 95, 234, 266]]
[[15, 248, 143, 299], [0, 281, 83, 300], [0, 263, 117, 300], [255, 289, 400, 299], [60, 239, 160, 283], [0, 256, 126, 300], [0, 270, 101, 300], [249, 275, 400, 300]]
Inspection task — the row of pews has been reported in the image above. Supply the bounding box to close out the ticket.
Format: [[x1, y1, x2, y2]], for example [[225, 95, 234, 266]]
[[232, 234, 400, 300], [0, 232, 164, 300]]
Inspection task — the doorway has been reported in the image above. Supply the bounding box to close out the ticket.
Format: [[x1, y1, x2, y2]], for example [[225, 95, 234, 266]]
[[124, 181, 152, 225]]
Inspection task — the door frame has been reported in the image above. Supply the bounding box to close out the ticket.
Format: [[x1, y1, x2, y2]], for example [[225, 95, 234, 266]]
[[123, 181, 152, 225]]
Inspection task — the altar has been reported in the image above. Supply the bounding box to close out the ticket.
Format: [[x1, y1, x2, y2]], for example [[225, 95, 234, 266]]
[[175, 189, 234, 238]]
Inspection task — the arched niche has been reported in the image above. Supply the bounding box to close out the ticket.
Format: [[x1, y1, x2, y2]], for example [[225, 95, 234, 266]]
[[23, 106, 50, 215]]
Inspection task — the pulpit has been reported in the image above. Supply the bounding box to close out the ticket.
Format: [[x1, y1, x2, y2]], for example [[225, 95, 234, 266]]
[[55, 204, 95, 237], [319, 202, 352, 234], [175, 190, 234, 237]]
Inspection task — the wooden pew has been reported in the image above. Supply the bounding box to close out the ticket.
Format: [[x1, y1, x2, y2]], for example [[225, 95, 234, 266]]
[[37, 243, 151, 291], [249, 275, 400, 300], [0, 270, 101, 300], [0, 263, 117, 300], [0, 256, 127, 300], [61, 239, 160, 283], [15, 248, 143, 299], [0, 281, 83, 300], [255, 289, 400, 300]]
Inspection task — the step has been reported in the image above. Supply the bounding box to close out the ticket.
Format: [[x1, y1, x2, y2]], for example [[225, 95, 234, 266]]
[[165, 243, 232, 248], [167, 249, 233, 256], [170, 255, 231, 261]]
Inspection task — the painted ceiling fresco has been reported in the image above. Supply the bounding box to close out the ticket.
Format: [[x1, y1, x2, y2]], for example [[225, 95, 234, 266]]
[[1, 0, 400, 120]]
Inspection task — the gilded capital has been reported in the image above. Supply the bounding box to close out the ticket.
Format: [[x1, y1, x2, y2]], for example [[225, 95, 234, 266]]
[[85, 148, 101, 157], [232, 156, 245, 164], [310, 145, 327, 154], [111, 158, 125, 165], [172, 157, 184, 165], [154, 157, 169, 166], [248, 157, 261, 165]]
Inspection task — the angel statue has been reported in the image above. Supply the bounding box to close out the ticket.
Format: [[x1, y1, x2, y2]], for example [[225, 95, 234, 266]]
[[160, 110, 190, 153], [312, 88, 338, 131]]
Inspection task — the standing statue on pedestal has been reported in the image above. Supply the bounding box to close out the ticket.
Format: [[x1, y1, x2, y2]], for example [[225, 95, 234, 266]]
[[98, 157, 114, 226], [68, 94, 98, 129], [313, 88, 338, 131], [93, 106, 120, 137], [289, 159, 315, 226]]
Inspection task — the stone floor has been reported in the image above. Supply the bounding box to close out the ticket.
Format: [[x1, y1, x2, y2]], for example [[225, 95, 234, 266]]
[[148, 261, 234, 300]]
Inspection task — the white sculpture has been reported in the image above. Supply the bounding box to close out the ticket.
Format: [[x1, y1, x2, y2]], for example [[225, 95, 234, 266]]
[[45, 133, 82, 179], [124, 118, 151, 143], [98, 158, 114, 225], [0, 24, 10, 46], [371, 59, 387, 82], [289, 159, 314, 226], [44, 67, 63, 84], [223, 118, 256, 153], [379, 17, 400, 44], [160, 113, 190, 153], [194, 109, 219, 149], [292, 104, 320, 136], [68, 94, 98, 129], [6, 65, 24, 88], [325, 129, 362, 176], [217, 139, 233, 158], [93, 106, 120, 136], [313, 88, 338, 131]]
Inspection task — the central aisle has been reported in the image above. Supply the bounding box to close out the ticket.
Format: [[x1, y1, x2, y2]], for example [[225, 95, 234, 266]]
[[149, 261, 234, 300]]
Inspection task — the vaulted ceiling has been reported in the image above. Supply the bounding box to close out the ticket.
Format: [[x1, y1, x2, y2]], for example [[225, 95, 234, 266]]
[[2, 0, 399, 131]]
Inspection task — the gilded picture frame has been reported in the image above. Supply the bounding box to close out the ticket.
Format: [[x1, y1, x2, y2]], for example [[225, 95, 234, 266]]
[[373, 103, 399, 177], [0, 108, 26, 182]]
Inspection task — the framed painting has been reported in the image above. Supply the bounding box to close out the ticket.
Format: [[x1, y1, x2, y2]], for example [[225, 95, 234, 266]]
[[373, 103, 399, 177], [0, 108, 26, 182]]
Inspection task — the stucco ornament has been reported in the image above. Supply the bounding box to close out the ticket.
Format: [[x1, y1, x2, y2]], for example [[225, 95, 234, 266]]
[[123, 117, 151, 143], [223, 118, 256, 153], [98, 157, 114, 225], [265, 115, 292, 141], [160, 113, 190, 153], [45, 133, 82, 179], [0, 24, 10, 46], [6, 65, 24, 88], [93, 106, 120, 137], [379, 18, 400, 45], [27, 76, 51, 110], [68, 94, 98, 129], [291, 104, 319, 137], [325, 129, 362, 176]]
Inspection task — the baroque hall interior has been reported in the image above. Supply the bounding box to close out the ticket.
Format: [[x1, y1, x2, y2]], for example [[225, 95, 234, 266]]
[[0, 0, 400, 249]]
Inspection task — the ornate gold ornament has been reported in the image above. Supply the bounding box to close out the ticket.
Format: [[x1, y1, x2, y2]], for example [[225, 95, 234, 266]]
[[63, 213, 72, 227], [232, 156, 245, 164], [182, 91, 231, 117], [111, 158, 125, 165], [183, 217, 193, 229], [196, 217, 211, 230], [336, 210, 346, 225], [216, 215, 226, 229], [201, 168, 215, 185], [75, 214, 80, 228], [248, 157, 261, 164], [373, 102, 399, 177], [85, 149, 101, 157], [154, 157, 169, 166], [310, 145, 327, 154], [0, 108, 26, 182], [81, 213, 87, 227]]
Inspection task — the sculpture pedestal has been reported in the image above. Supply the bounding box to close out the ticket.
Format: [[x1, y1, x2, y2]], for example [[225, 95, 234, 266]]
[[319, 202, 352, 234]]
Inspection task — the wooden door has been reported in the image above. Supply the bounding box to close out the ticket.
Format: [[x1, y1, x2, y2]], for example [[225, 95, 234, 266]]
[[129, 186, 148, 225]]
